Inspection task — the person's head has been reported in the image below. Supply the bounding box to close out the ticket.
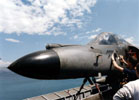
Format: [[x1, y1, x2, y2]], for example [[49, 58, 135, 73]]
[[126, 55, 138, 69], [135, 63, 139, 78]]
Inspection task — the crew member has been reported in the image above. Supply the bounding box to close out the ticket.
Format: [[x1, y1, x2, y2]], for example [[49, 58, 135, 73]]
[[113, 63, 139, 100], [112, 53, 138, 82]]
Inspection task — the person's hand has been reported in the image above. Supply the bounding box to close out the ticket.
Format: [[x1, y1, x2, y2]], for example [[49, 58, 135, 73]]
[[111, 53, 124, 72], [119, 55, 123, 59], [119, 55, 124, 62]]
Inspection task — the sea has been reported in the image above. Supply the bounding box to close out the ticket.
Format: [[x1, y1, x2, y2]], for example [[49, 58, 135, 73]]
[[0, 68, 83, 100]]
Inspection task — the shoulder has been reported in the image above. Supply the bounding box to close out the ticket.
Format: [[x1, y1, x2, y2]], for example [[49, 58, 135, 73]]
[[125, 79, 139, 86], [124, 79, 139, 91], [113, 79, 139, 100]]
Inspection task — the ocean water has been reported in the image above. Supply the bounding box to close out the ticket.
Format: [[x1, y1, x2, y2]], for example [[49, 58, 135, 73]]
[[0, 69, 83, 100]]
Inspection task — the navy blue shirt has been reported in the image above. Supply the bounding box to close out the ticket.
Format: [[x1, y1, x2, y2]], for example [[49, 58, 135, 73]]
[[123, 68, 137, 81]]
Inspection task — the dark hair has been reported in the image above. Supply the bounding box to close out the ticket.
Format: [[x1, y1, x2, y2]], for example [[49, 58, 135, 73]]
[[127, 56, 138, 68], [136, 63, 139, 73]]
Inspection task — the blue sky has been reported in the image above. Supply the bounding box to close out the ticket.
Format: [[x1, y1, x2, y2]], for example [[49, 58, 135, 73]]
[[0, 0, 139, 66]]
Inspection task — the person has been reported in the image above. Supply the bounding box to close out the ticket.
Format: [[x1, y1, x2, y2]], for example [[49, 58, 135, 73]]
[[113, 63, 139, 100], [112, 53, 138, 82]]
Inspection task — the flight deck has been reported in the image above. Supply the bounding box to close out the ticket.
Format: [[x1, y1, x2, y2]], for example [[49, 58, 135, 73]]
[[24, 84, 112, 100]]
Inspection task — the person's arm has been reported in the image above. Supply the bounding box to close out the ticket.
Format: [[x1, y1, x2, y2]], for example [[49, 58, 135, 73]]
[[113, 60, 124, 72], [123, 68, 137, 79], [112, 53, 124, 72]]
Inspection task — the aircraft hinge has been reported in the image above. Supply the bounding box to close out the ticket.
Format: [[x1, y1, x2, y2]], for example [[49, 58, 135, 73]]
[[94, 55, 102, 66]]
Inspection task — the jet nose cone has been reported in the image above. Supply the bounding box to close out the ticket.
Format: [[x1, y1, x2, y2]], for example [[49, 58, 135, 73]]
[[8, 50, 60, 79]]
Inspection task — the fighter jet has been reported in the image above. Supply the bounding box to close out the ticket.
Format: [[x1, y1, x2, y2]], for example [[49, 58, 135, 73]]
[[8, 32, 139, 82]]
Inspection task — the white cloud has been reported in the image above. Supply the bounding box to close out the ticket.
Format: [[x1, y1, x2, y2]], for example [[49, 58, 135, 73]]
[[72, 27, 101, 40], [73, 35, 78, 39], [88, 34, 97, 39], [86, 28, 102, 34], [0, 0, 97, 35], [125, 37, 134, 44], [104, 0, 128, 2], [125, 37, 139, 46], [5, 38, 20, 43], [72, 34, 90, 40], [120, 35, 139, 46], [94, 28, 102, 32], [0, 60, 11, 68], [49, 27, 67, 36]]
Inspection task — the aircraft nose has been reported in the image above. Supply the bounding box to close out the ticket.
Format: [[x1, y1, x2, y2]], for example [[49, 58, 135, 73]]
[[8, 50, 60, 79]]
